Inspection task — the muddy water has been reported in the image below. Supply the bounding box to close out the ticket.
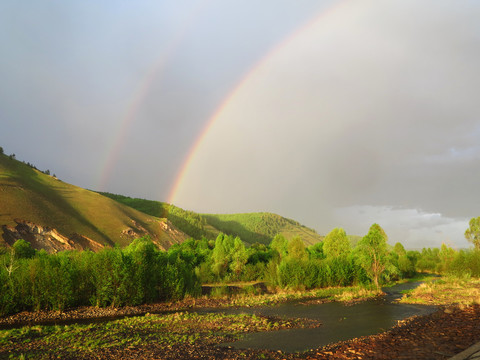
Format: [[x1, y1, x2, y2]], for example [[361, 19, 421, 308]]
[[206, 282, 435, 352]]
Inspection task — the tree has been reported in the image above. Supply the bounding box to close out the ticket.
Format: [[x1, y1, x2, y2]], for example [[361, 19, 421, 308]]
[[12, 239, 36, 259], [270, 234, 288, 260], [211, 234, 228, 279], [229, 237, 248, 279], [356, 224, 390, 289], [465, 217, 480, 249], [393, 242, 407, 257], [0, 146, 3, 154], [323, 228, 350, 258], [287, 236, 308, 261]]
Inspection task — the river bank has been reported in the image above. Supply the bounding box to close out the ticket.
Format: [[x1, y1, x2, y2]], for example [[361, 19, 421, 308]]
[[2, 277, 479, 359], [1, 305, 479, 359], [0, 284, 381, 329]]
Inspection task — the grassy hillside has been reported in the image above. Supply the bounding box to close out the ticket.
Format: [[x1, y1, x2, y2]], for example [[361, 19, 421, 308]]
[[0, 153, 188, 249], [202, 213, 323, 245], [98, 194, 323, 245], [98, 192, 219, 239]]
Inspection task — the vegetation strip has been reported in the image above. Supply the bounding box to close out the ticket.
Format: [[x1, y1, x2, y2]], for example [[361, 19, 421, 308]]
[[0, 312, 318, 359]]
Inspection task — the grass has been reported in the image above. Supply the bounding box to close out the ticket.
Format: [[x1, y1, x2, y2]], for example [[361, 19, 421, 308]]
[[99, 192, 325, 245], [204, 284, 382, 307], [0, 312, 307, 359], [398, 275, 480, 306], [0, 153, 189, 249], [202, 212, 323, 246]]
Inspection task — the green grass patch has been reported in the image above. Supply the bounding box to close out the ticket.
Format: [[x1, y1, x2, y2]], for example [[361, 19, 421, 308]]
[[0, 312, 304, 359], [207, 284, 382, 307], [398, 275, 480, 306]]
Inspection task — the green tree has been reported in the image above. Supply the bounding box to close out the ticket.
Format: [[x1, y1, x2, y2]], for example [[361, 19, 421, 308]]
[[270, 234, 288, 260], [287, 236, 308, 261], [12, 239, 36, 259], [437, 243, 456, 273], [307, 241, 325, 260], [393, 242, 406, 257], [229, 237, 248, 279], [211, 234, 228, 279], [323, 228, 350, 258], [465, 217, 480, 249], [356, 223, 390, 289]]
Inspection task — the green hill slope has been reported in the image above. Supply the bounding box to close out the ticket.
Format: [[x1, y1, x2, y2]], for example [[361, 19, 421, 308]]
[[202, 212, 323, 245], [98, 192, 219, 240], [99, 193, 323, 246], [0, 153, 188, 250]]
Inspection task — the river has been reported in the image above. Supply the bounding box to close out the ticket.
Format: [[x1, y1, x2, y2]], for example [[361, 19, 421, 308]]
[[201, 282, 435, 352]]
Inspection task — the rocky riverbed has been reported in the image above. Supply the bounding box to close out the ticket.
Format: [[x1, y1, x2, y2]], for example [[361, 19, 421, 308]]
[[1, 304, 479, 359]]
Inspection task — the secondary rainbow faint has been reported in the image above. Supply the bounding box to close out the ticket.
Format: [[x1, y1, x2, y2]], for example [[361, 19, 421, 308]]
[[167, 0, 347, 206], [96, 0, 214, 193]]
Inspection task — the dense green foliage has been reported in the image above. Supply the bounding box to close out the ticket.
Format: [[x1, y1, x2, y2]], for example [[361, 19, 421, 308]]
[[465, 217, 480, 249], [3, 221, 480, 317], [323, 228, 350, 258], [355, 224, 392, 289], [0, 238, 200, 315]]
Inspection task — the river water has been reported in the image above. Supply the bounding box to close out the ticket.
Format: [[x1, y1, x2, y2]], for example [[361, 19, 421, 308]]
[[202, 282, 435, 353]]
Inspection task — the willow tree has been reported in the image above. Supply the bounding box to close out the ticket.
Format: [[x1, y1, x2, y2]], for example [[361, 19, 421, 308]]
[[465, 217, 480, 249], [356, 223, 390, 289], [323, 228, 350, 258]]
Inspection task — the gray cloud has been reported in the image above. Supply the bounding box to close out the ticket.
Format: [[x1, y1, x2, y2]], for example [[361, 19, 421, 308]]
[[1, 1, 479, 247], [172, 1, 480, 246]]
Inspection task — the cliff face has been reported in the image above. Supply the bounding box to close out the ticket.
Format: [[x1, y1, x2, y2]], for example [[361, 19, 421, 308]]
[[1, 219, 104, 252]]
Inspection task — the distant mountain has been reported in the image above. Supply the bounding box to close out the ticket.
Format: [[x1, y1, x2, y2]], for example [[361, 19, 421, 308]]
[[100, 193, 323, 246], [0, 153, 189, 251]]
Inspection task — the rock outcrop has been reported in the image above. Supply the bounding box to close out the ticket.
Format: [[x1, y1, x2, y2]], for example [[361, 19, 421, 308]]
[[1, 219, 104, 252]]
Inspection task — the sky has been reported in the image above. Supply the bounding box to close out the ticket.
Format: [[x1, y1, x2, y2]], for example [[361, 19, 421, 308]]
[[1, 0, 479, 248]]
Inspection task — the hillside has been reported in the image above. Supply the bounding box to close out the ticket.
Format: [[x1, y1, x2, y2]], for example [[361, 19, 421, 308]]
[[98, 192, 219, 239], [202, 212, 323, 246], [99, 193, 323, 246], [0, 153, 189, 251]]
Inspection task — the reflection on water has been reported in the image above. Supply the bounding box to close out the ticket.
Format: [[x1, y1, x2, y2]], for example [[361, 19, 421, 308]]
[[202, 282, 435, 352]]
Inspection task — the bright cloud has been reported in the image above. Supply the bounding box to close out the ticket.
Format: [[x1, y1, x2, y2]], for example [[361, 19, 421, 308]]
[[333, 206, 470, 249]]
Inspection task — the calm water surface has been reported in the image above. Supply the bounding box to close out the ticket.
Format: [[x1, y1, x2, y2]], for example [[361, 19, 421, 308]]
[[202, 282, 435, 352]]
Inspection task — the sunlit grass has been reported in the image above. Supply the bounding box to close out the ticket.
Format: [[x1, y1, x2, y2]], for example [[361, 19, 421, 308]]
[[399, 275, 480, 306], [206, 284, 382, 307]]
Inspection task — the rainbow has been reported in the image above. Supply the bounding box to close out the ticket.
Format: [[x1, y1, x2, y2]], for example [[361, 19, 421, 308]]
[[167, 0, 349, 205], [97, 0, 349, 202], [97, 0, 214, 192]]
